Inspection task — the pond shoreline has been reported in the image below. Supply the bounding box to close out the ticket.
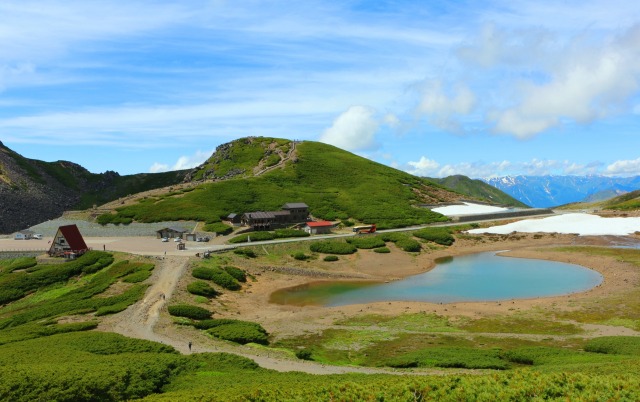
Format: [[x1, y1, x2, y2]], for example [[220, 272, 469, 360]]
[[221, 232, 640, 341]]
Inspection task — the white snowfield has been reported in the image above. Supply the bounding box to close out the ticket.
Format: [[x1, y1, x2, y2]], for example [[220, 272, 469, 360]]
[[432, 202, 508, 216], [467, 213, 640, 236]]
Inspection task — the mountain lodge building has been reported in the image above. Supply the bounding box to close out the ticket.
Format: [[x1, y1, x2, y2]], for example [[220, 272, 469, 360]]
[[48, 224, 90, 259]]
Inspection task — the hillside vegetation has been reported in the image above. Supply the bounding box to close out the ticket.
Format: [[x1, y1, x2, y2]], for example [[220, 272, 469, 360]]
[[102, 137, 511, 229], [0, 141, 186, 233], [430, 175, 529, 208]]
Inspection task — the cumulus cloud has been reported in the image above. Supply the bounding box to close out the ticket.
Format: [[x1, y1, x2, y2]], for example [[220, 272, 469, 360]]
[[485, 24, 640, 138], [149, 149, 212, 173], [406, 156, 440, 176], [319, 106, 379, 151], [605, 157, 640, 176], [416, 80, 476, 133]]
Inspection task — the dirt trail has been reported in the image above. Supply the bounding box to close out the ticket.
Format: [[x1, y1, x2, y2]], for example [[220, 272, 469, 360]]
[[99, 255, 444, 375]]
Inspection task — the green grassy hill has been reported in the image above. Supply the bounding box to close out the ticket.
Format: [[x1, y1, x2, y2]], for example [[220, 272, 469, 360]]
[[429, 175, 529, 208], [558, 189, 640, 211], [102, 137, 509, 229]]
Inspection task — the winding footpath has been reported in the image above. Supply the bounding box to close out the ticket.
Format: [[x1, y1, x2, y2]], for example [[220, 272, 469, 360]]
[[101, 255, 444, 375]]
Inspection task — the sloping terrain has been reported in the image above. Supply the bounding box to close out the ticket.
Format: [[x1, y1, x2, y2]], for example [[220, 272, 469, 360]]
[[102, 137, 509, 229], [0, 141, 187, 234], [429, 175, 529, 208]]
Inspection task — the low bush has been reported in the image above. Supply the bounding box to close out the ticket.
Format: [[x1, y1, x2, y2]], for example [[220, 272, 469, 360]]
[[96, 213, 133, 226], [187, 281, 219, 298], [346, 236, 386, 249], [95, 303, 129, 316], [396, 238, 421, 252], [192, 266, 241, 290], [413, 227, 455, 246], [296, 348, 313, 360], [310, 241, 357, 255], [0, 257, 37, 273], [233, 249, 257, 258], [374, 247, 390, 253], [168, 304, 212, 320], [274, 229, 310, 239], [203, 222, 233, 235], [224, 266, 247, 282], [292, 252, 310, 261], [323, 255, 339, 262], [585, 336, 640, 355], [204, 320, 269, 345], [122, 270, 152, 283], [228, 231, 275, 243]]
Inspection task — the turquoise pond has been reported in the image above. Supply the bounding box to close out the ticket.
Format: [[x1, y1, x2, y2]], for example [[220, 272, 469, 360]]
[[269, 251, 604, 306]]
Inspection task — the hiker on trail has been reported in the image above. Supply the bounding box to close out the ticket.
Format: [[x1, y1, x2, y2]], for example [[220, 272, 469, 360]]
[[188, 341, 192, 351]]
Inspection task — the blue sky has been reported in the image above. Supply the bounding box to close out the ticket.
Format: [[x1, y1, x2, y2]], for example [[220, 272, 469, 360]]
[[1, 0, 640, 178]]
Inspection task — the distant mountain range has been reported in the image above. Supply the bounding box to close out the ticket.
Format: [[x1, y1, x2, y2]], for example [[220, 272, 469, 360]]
[[483, 175, 640, 208]]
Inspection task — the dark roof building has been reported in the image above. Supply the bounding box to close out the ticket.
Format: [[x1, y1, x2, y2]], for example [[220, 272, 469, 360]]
[[48, 224, 89, 258]]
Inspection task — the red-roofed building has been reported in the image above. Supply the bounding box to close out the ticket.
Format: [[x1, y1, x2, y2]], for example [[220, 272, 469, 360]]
[[48, 224, 90, 259], [303, 221, 334, 235]]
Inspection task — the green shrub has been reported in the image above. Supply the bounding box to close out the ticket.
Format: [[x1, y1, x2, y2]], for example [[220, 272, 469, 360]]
[[295, 348, 313, 360], [341, 220, 355, 227], [192, 267, 241, 290], [274, 229, 310, 239], [203, 222, 233, 235], [168, 304, 212, 320], [223, 266, 247, 282], [96, 213, 133, 225], [374, 247, 391, 253], [228, 231, 275, 243], [205, 320, 269, 345], [122, 270, 152, 283], [292, 252, 310, 261], [396, 238, 422, 252], [323, 255, 339, 262], [95, 304, 129, 316], [309, 241, 357, 255], [413, 227, 455, 246], [347, 236, 386, 249], [0, 257, 37, 273], [585, 337, 640, 355], [233, 249, 257, 258], [187, 281, 219, 298]]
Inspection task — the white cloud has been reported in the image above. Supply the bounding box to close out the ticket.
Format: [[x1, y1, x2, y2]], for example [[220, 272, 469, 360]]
[[404, 156, 619, 178], [605, 158, 640, 176], [149, 162, 170, 173], [416, 81, 476, 133], [149, 149, 212, 173], [406, 156, 440, 176], [319, 106, 380, 151], [479, 24, 640, 138]]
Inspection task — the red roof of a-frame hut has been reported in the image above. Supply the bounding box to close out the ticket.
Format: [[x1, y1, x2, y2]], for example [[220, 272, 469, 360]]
[[48, 224, 89, 256], [59, 224, 88, 250]]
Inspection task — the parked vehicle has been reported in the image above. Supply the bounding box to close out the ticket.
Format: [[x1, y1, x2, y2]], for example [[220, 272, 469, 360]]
[[33, 234, 43, 240], [161, 237, 169, 242], [174, 237, 182, 242]]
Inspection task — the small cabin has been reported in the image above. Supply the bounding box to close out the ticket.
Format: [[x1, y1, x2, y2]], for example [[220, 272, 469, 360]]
[[156, 227, 188, 239], [304, 221, 334, 235], [48, 224, 90, 259], [227, 213, 242, 226]]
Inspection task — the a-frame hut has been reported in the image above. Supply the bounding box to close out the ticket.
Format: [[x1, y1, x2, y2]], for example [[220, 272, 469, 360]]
[[48, 224, 90, 259]]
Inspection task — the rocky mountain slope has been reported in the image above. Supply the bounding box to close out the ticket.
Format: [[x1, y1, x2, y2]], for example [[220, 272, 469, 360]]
[[0, 141, 186, 234]]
